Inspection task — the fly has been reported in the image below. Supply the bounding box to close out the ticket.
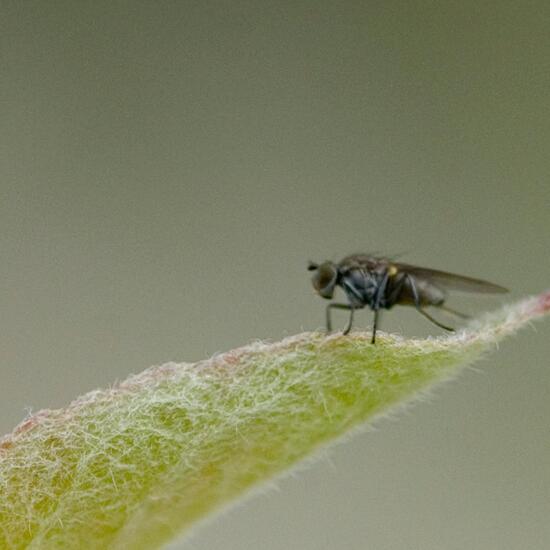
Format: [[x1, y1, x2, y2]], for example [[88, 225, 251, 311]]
[[308, 254, 508, 344]]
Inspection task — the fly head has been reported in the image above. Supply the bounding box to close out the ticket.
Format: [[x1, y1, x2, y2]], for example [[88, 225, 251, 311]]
[[308, 260, 338, 299]]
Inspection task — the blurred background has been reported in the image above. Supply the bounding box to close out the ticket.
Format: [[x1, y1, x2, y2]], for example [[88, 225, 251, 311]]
[[1, 1, 549, 549]]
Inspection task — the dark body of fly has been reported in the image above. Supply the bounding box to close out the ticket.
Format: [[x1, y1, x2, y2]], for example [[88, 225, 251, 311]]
[[308, 254, 508, 344]]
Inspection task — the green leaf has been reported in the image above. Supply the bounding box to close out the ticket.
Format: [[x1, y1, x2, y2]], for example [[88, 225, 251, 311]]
[[1, 291, 549, 549]]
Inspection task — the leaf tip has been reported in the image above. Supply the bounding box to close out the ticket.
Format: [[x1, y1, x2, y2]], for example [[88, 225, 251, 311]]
[[533, 289, 550, 315]]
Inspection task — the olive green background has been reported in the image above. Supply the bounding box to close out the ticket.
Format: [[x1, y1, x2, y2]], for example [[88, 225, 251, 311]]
[[2, 2, 549, 549]]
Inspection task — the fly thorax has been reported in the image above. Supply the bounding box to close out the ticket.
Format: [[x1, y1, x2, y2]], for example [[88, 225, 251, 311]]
[[341, 269, 377, 307]]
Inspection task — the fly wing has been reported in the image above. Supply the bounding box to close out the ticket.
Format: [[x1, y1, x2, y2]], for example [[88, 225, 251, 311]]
[[394, 263, 508, 294]]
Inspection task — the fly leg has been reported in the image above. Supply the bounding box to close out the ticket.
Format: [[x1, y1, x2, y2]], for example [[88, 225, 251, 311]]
[[343, 305, 355, 335], [439, 304, 471, 320], [371, 309, 379, 344], [370, 273, 389, 344], [326, 303, 354, 334], [406, 274, 455, 332]]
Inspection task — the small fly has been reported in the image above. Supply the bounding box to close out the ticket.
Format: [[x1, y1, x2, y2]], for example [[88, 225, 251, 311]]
[[308, 254, 508, 344]]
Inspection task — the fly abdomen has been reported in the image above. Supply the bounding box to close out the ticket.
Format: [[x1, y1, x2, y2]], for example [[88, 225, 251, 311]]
[[396, 277, 446, 307]]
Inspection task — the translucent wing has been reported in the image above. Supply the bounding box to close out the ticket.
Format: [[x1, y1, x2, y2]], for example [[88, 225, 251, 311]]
[[394, 263, 508, 294]]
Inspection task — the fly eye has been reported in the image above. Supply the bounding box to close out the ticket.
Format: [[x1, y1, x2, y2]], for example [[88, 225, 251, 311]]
[[311, 262, 337, 299]]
